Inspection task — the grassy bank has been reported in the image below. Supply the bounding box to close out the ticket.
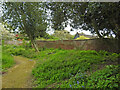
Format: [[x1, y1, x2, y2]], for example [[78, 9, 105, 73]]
[[2, 45, 119, 88], [2, 52, 15, 72]]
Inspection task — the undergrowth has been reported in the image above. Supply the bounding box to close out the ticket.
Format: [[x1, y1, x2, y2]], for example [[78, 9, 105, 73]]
[[2, 52, 15, 72], [2, 45, 119, 88]]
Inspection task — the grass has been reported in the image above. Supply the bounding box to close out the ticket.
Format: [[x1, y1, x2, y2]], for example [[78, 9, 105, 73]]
[[2, 45, 15, 72], [2, 52, 15, 72], [2, 45, 119, 88]]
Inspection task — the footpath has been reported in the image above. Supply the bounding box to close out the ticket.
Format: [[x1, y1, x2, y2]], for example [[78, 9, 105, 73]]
[[2, 56, 36, 88]]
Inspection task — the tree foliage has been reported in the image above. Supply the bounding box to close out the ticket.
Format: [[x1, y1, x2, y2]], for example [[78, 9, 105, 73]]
[[46, 2, 120, 39], [83, 2, 120, 38], [2, 2, 120, 41], [52, 30, 73, 40], [0, 24, 15, 40], [2, 2, 48, 51]]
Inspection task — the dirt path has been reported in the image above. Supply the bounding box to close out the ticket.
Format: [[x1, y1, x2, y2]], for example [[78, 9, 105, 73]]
[[2, 56, 36, 88]]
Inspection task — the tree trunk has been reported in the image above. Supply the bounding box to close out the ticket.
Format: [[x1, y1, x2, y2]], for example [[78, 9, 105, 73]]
[[31, 39, 39, 52], [115, 24, 120, 40], [92, 19, 103, 38], [117, 29, 120, 53]]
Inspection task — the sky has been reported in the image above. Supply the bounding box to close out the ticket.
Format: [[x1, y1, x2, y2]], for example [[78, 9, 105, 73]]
[[64, 24, 93, 35], [47, 24, 94, 36], [0, 2, 2, 22]]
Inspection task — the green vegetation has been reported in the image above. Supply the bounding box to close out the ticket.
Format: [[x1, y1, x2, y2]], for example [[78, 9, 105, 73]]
[[32, 50, 119, 88], [37, 30, 74, 41], [75, 35, 90, 40], [2, 45, 119, 88], [0, 24, 15, 40], [57, 65, 119, 88], [45, 3, 120, 39], [3, 2, 47, 52], [2, 51, 15, 72], [52, 30, 73, 40], [37, 37, 60, 41], [2, 2, 119, 89]]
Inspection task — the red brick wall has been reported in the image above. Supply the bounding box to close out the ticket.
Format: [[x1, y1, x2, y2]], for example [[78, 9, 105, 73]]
[[3, 39, 118, 53], [36, 38, 119, 53]]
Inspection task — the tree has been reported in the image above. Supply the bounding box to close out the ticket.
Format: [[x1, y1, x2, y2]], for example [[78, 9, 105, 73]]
[[46, 2, 120, 39], [2, 2, 47, 52], [83, 2, 120, 39], [0, 24, 15, 40], [52, 30, 73, 40]]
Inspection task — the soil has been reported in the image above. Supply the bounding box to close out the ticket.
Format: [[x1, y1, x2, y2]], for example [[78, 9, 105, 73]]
[[2, 56, 36, 88]]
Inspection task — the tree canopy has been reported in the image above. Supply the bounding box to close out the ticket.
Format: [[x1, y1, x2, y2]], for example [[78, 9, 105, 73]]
[[52, 30, 73, 40], [46, 2, 120, 39], [2, 2, 120, 41], [0, 24, 15, 40], [2, 2, 48, 51]]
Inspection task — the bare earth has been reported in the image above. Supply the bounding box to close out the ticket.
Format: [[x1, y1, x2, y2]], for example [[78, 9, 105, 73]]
[[2, 56, 36, 88]]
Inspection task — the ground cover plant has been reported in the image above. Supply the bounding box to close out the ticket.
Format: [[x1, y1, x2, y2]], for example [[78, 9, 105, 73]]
[[3, 45, 119, 88], [32, 50, 119, 88], [56, 65, 119, 88]]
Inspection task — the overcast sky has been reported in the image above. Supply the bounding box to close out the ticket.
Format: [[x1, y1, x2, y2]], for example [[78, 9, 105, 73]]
[[0, 2, 2, 22], [47, 24, 93, 36], [64, 24, 93, 35]]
